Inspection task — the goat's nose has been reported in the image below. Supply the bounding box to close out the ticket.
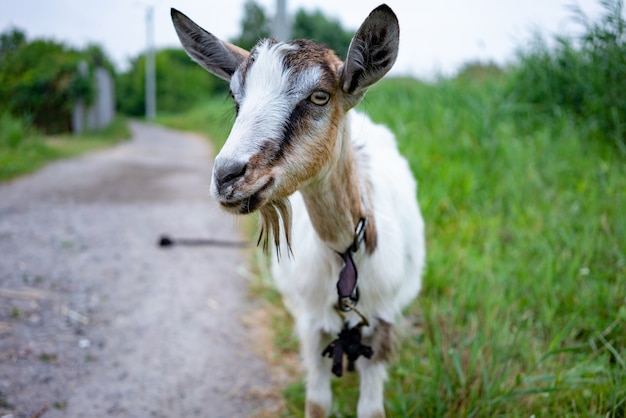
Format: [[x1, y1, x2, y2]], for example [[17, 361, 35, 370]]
[[213, 158, 247, 190]]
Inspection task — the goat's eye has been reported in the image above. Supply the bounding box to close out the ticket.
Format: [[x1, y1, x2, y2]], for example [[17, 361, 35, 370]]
[[310, 91, 330, 106]]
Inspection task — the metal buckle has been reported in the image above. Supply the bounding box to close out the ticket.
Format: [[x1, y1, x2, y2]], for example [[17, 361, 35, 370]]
[[337, 287, 359, 312], [352, 218, 366, 253], [338, 297, 354, 312], [335, 297, 370, 328]]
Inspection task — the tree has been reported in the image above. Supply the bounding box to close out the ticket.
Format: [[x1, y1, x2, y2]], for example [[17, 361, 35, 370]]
[[83, 43, 116, 76], [230, 1, 354, 58], [0, 28, 26, 60], [116, 48, 224, 117], [291, 9, 354, 59], [115, 1, 358, 119], [0, 32, 95, 133], [230, 0, 271, 50]]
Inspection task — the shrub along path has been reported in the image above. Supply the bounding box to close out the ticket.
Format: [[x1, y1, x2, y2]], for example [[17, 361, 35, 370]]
[[0, 122, 276, 417]]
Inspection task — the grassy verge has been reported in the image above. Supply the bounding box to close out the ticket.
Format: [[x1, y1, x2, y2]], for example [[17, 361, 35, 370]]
[[361, 77, 625, 416], [154, 73, 625, 416], [0, 115, 131, 182], [156, 97, 234, 150]]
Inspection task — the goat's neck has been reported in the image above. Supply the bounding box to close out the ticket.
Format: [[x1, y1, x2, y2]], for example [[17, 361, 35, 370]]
[[299, 116, 377, 254]]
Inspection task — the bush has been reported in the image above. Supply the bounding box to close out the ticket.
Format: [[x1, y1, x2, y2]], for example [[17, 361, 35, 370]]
[[116, 48, 224, 117], [0, 112, 31, 149], [230, 0, 272, 50], [0, 29, 110, 134], [511, 0, 626, 151], [291, 9, 354, 59]]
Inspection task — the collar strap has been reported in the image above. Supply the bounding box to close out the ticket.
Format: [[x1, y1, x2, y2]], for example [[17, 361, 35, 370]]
[[336, 217, 367, 312]]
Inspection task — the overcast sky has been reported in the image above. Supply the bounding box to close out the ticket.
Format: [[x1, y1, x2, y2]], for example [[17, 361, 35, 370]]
[[0, 0, 609, 78]]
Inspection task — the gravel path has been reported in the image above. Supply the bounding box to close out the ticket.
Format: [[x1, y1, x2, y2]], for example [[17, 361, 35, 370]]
[[0, 122, 276, 417]]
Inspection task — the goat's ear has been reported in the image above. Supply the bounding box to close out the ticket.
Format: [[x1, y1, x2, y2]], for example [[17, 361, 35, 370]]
[[171, 8, 249, 81], [341, 4, 399, 109]]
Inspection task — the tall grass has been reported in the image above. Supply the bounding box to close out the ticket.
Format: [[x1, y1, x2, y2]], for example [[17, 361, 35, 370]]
[[160, 75, 625, 416], [156, 97, 234, 149], [0, 115, 130, 182], [0, 112, 59, 181], [361, 76, 625, 416], [511, 0, 626, 153]]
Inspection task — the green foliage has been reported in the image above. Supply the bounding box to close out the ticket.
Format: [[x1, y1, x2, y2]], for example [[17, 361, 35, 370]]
[[229, 0, 354, 58], [0, 28, 26, 59], [0, 29, 114, 134], [0, 39, 90, 133], [83, 43, 116, 77], [511, 0, 626, 151], [156, 95, 235, 149], [455, 60, 505, 83], [230, 0, 272, 50], [291, 9, 354, 59], [116, 48, 223, 117], [0, 115, 129, 182], [142, 2, 353, 123], [361, 77, 625, 416], [0, 112, 31, 149], [118, 2, 271, 117], [0, 129, 60, 182]]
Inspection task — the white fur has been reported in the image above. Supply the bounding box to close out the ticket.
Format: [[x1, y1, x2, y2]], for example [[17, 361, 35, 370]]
[[272, 111, 425, 416], [216, 42, 304, 166], [171, 5, 423, 416], [221, 41, 322, 164], [272, 111, 424, 328]]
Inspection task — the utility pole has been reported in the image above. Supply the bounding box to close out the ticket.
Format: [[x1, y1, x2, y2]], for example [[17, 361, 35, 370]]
[[273, 0, 290, 41], [145, 5, 156, 120]]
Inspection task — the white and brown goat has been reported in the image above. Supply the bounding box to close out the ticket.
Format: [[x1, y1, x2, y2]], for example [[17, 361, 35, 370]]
[[172, 5, 425, 417]]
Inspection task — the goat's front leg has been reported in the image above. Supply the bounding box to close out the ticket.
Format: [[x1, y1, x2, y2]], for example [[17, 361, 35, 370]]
[[356, 320, 394, 418], [356, 359, 388, 418], [301, 327, 333, 418]]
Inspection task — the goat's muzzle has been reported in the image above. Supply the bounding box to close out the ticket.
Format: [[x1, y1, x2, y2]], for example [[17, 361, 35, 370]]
[[213, 158, 247, 192], [211, 158, 275, 215]]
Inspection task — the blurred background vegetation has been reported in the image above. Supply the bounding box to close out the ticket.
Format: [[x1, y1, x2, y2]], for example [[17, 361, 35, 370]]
[[1, 0, 624, 415], [1, 0, 624, 153], [0, 27, 128, 180], [0, 29, 99, 134]]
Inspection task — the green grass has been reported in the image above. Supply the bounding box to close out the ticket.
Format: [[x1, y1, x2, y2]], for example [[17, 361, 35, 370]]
[[0, 115, 131, 182], [154, 74, 625, 416], [509, 0, 626, 153], [361, 77, 626, 417], [157, 97, 234, 149]]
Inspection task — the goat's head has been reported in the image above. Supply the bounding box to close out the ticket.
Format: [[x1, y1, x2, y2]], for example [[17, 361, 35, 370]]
[[172, 4, 399, 250]]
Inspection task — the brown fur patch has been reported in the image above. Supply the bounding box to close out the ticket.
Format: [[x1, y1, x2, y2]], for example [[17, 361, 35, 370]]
[[283, 39, 342, 79], [305, 400, 327, 418], [371, 319, 396, 363], [363, 176, 378, 254]]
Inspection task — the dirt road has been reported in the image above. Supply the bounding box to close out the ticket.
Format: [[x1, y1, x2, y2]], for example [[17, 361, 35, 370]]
[[0, 123, 276, 417]]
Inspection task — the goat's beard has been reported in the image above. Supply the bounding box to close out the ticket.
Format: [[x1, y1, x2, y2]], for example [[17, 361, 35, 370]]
[[257, 197, 292, 257]]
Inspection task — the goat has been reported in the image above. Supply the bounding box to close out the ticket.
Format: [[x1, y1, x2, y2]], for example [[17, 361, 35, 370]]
[[172, 4, 425, 417]]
